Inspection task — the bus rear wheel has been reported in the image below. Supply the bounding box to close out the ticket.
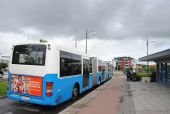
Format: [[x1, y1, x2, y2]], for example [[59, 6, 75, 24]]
[[72, 84, 79, 100]]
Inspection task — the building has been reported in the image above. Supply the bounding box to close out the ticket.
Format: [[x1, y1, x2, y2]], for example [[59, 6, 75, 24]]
[[136, 64, 143, 72], [139, 49, 170, 86], [112, 57, 136, 71]]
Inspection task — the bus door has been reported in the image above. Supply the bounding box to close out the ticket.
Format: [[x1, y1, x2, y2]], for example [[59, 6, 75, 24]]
[[90, 57, 97, 86], [102, 66, 105, 81], [83, 59, 90, 88]]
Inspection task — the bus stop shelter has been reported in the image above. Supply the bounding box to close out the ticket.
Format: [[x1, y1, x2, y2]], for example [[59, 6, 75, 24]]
[[139, 49, 170, 86]]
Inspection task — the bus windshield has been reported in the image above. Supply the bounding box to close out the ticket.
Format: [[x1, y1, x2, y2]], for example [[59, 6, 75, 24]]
[[12, 45, 46, 66]]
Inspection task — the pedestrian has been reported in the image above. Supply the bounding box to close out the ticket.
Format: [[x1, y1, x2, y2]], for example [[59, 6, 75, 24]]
[[126, 70, 131, 81]]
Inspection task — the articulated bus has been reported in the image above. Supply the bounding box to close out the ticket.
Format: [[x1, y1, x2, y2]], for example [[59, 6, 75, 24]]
[[7, 43, 113, 106]]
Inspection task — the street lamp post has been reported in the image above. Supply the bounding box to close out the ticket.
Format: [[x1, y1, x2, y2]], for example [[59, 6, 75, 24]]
[[147, 38, 149, 69], [146, 38, 154, 71], [85, 29, 88, 54], [85, 29, 96, 54], [74, 29, 79, 48], [75, 38, 77, 48]]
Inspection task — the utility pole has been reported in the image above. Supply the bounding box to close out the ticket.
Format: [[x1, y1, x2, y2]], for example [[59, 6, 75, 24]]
[[85, 29, 88, 54], [85, 29, 96, 54], [74, 29, 78, 48], [147, 37, 149, 70], [75, 38, 77, 48]]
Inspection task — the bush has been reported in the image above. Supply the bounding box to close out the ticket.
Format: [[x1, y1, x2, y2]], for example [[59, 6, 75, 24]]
[[136, 72, 151, 77], [0, 81, 8, 97], [144, 67, 156, 73]]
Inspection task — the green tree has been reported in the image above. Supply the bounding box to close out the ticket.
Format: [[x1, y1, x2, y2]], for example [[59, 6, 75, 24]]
[[0, 62, 8, 69], [40, 39, 48, 43], [125, 67, 133, 73], [115, 65, 120, 70], [144, 66, 156, 73]]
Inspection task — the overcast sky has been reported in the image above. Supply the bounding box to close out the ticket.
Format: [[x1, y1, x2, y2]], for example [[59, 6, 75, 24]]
[[0, 0, 170, 62]]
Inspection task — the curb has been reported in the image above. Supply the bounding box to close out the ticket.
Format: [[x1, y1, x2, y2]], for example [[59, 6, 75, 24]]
[[0, 79, 8, 83]]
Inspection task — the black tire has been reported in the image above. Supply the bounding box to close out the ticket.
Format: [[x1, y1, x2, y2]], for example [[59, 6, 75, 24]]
[[72, 84, 79, 100]]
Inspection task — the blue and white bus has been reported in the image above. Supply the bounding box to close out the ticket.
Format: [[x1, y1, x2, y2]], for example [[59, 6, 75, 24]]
[[7, 43, 112, 106]]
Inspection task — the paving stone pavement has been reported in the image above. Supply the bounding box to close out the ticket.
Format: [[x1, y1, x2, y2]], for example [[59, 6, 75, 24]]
[[119, 79, 170, 114], [58, 80, 110, 114], [118, 79, 136, 114], [131, 82, 170, 114], [59, 73, 123, 114], [77, 77, 122, 114]]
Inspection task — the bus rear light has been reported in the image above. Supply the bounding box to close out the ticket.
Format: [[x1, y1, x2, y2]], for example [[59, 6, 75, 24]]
[[46, 92, 52, 97], [46, 82, 53, 97]]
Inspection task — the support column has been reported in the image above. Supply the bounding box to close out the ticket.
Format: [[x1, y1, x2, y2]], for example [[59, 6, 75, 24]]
[[156, 63, 159, 83]]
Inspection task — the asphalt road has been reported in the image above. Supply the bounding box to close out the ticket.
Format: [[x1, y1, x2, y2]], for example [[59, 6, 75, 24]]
[[0, 97, 74, 114]]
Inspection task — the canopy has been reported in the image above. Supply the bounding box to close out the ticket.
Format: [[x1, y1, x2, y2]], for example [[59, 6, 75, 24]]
[[139, 49, 170, 62]]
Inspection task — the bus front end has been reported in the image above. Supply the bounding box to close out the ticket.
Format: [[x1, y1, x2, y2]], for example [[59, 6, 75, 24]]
[[7, 44, 58, 106]]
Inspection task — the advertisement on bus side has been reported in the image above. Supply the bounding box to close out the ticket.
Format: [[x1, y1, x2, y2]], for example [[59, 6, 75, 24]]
[[11, 75, 42, 96]]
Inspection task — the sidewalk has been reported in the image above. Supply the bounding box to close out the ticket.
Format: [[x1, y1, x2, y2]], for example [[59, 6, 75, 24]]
[[59, 72, 124, 114], [119, 81, 170, 114], [77, 77, 123, 114], [131, 82, 170, 114]]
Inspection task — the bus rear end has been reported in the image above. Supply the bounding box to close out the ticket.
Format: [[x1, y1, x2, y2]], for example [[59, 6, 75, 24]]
[[7, 44, 57, 105]]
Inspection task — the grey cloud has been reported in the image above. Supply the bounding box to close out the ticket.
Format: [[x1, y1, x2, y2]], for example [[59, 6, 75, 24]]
[[0, 0, 170, 40], [121, 0, 170, 38]]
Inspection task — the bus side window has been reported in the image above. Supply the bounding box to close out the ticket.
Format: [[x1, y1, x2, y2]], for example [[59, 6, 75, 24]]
[[98, 60, 102, 72], [90, 58, 92, 73], [60, 51, 81, 77]]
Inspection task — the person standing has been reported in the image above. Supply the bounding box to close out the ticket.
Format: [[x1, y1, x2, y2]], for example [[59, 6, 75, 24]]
[[126, 70, 131, 81]]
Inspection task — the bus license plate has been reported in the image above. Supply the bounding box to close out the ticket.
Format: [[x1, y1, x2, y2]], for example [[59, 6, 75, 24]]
[[21, 96, 30, 101]]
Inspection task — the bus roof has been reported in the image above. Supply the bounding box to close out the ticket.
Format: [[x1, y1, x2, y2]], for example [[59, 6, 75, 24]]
[[13, 42, 91, 58]]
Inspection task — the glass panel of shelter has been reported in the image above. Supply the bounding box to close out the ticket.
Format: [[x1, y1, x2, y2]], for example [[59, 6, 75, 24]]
[[167, 63, 170, 83]]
